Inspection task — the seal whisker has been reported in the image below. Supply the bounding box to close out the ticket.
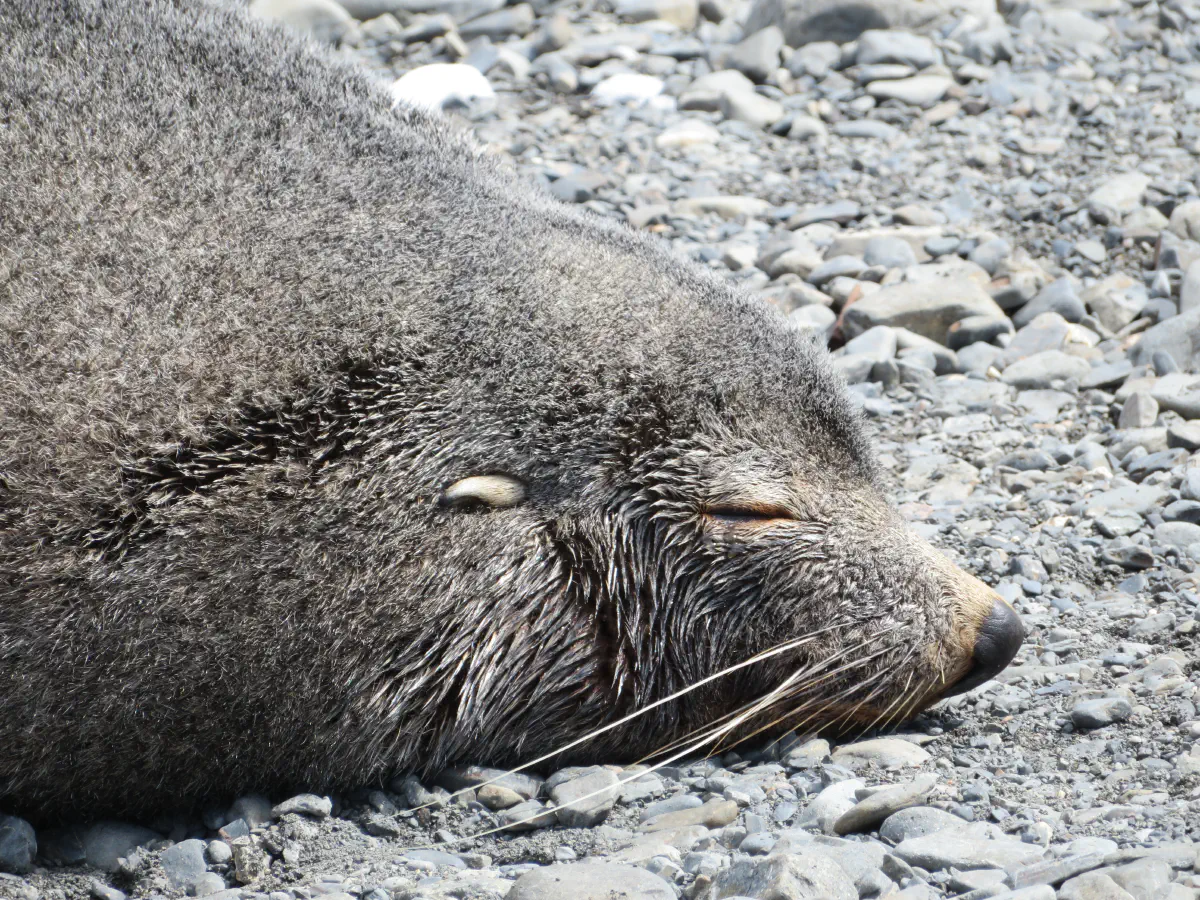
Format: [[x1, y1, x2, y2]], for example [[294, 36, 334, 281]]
[[708, 635, 900, 755], [400, 625, 848, 813], [851, 667, 916, 740], [886, 681, 929, 734], [402, 657, 826, 849], [727, 667, 895, 757]]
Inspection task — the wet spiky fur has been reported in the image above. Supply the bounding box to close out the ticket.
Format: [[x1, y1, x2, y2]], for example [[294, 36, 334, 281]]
[[1, 0, 996, 823]]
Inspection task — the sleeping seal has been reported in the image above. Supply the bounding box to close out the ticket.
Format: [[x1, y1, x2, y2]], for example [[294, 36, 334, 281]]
[[0, 0, 1023, 823]]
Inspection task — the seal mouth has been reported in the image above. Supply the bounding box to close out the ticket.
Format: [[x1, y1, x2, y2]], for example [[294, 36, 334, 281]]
[[942, 599, 1025, 697]]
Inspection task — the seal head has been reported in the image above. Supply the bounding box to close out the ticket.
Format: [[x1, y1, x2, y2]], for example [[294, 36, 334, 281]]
[[0, 0, 1021, 821]]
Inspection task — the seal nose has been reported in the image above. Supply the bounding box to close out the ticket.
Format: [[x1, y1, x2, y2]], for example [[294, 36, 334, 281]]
[[945, 599, 1024, 696]]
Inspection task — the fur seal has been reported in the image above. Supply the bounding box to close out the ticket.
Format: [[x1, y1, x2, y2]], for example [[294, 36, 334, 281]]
[[0, 0, 1023, 823]]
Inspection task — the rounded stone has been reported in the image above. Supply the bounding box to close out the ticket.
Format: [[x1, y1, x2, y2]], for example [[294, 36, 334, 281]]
[[1070, 697, 1133, 729], [160, 838, 208, 891], [831, 738, 931, 769], [879, 806, 966, 843], [507, 861, 675, 900], [0, 814, 37, 875]]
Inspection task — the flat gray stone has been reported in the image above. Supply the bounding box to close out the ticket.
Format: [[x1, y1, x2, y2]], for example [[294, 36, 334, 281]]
[[832, 120, 901, 140], [1128, 448, 1189, 480], [1083, 274, 1146, 332], [1108, 858, 1174, 900], [772, 834, 888, 892], [1119, 392, 1158, 429], [832, 739, 930, 769], [437, 766, 543, 800], [499, 799, 557, 831], [794, 779, 863, 833], [508, 861, 674, 900], [477, 784, 524, 810], [789, 200, 861, 228], [863, 236, 918, 269], [340, 0, 503, 21], [834, 352, 878, 384], [549, 767, 620, 827], [1009, 852, 1112, 890], [639, 794, 702, 822], [866, 74, 952, 108], [458, 3, 533, 39], [1086, 173, 1150, 225], [1131, 306, 1200, 370], [1001, 351, 1090, 389], [893, 832, 1044, 871], [1082, 360, 1134, 390], [1167, 423, 1200, 451], [988, 888, 1056, 900], [1059, 872, 1136, 900], [856, 29, 937, 67], [271, 794, 332, 819], [727, 25, 784, 83], [1013, 278, 1085, 328], [879, 806, 967, 843], [841, 278, 1005, 343], [808, 255, 867, 286], [833, 775, 937, 834], [1084, 483, 1168, 517], [1129, 611, 1177, 637], [701, 851, 858, 900], [843, 325, 898, 361], [404, 848, 467, 868], [613, 0, 697, 26], [995, 312, 1071, 368], [1094, 509, 1143, 539], [642, 799, 739, 832], [1071, 697, 1133, 729], [1154, 520, 1200, 550], [719, 89, 784, 128], [160, 839, 208, 891]]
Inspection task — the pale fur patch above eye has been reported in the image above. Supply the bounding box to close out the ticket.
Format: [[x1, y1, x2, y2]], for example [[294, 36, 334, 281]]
[[439, 474, 526, 509]]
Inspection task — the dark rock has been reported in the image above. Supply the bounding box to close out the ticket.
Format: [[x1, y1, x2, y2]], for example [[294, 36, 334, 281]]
[[1013, 278, 1086, 328], [1071, 697, 1133, 729], [947, 315, 1014, 349]]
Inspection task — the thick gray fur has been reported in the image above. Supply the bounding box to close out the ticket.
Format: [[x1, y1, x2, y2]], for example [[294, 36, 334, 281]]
[[1, 0, 966, 823]]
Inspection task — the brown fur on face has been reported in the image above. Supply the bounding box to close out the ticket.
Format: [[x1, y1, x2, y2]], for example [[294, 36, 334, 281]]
[[0, 0, 1014, 823]]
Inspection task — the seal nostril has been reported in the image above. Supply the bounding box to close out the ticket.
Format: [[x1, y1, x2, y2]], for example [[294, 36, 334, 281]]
[[945, 599, 1024, 697]]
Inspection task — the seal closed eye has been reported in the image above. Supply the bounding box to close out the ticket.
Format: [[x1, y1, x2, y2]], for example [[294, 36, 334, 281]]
[[0, 0, 1021, 822]]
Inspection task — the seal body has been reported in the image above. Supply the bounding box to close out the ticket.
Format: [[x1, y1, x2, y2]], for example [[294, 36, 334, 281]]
[[0, 0, 1017, 822]]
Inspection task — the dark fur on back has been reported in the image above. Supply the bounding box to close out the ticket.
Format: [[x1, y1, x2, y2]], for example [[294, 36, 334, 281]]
[[2, 0, 984, 823]]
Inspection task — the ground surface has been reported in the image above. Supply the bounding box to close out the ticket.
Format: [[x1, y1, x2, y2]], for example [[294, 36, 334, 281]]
[[4, 0, 1200, 897]]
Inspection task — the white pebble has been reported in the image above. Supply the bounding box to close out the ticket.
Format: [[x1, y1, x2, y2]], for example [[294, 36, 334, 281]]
[[390, 64, 495, 113]]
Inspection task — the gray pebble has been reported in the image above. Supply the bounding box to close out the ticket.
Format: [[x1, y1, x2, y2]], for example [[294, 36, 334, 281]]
[[1071, 697, 1134, 729], [160, 838, 208, 891], [0, 815, 36, 875]]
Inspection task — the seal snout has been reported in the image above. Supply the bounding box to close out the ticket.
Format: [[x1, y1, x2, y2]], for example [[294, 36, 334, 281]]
[[946, 599, 1024, 696]]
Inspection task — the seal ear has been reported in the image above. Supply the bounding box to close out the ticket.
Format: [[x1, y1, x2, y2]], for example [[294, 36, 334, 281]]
[[439, 475, 526, 510]]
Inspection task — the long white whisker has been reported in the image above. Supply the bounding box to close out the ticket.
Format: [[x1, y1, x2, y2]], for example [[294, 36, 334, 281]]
[[399, 657, 823, 848], [402, 623, 848, 813]]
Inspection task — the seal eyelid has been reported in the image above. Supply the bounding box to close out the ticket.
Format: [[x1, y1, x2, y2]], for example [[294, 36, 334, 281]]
[[706, 501, 796, 524], [439, 474, 527, 510]]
